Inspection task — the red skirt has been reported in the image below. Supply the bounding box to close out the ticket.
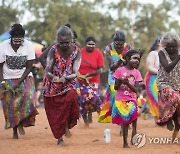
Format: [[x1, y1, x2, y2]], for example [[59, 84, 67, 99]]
[[44, 89, 79, 139]]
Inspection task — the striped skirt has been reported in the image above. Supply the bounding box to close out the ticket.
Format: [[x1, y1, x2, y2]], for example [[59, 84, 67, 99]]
[[144, 72, 159, 117], [1, 76, 38, 129], [98, 84, 115, 123]]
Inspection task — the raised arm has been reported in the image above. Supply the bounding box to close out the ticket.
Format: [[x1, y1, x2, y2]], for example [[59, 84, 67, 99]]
[[159, 50, 180, 73], [104, 46, 123, 71]]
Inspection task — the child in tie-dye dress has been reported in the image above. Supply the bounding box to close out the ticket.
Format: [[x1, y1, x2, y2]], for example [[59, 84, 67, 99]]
[[113, 49, 143, 148]]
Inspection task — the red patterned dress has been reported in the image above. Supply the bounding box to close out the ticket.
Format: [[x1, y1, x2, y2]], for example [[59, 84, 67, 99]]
[[42, 45, 80, 139]]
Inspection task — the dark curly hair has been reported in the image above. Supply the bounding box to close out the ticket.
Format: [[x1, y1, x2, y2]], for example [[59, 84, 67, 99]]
[[9, 24, 25, 37], [122, 49, 142, 67]]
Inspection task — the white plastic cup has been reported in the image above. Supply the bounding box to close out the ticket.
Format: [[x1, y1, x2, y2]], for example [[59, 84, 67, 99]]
[[104, 129, 111, 143]]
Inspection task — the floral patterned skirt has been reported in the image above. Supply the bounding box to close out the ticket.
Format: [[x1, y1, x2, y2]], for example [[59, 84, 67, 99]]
[[77, 80, 102, 115], [156, 87, 180, 125]]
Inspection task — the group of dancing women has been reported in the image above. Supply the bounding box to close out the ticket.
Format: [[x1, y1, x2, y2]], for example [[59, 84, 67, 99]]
[[0, 23, 179, 148]]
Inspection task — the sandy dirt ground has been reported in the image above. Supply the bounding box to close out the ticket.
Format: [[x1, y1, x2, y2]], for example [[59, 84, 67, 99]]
[[0, 106, 179, 154]]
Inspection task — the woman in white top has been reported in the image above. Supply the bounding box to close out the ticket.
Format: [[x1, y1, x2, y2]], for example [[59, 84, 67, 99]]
[[144, 36, 161, 119], [0, 24, 38, 139]]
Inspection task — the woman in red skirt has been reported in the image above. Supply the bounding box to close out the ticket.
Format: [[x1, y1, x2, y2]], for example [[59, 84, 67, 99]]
[[42, 26, 81, 146]]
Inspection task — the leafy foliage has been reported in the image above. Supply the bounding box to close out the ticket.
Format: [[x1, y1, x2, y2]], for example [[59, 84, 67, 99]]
[[0, 0, 179, 78]]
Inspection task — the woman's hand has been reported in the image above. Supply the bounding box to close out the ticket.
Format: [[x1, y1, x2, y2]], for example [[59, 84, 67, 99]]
[[12, 83, 19, 90], [52, 76, 65, 83]]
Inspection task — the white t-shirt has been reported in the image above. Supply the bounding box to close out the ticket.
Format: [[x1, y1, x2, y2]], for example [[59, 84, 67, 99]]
[[0, 39, 35, 79]]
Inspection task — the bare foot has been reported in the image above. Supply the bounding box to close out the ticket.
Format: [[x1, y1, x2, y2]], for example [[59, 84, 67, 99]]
[[123, 144, 130, 148], [18, 124, 25, 135], [84, 123, 89, 128], [57, 138, 66, 147], [13, 133, 18, 139], [167, 120, 174, 131], [65, 128, 72, 138], [13, 127, 18, 139], [172, 130, 178, 142]]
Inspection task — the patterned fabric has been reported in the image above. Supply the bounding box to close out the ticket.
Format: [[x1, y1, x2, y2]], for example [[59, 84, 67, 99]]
[[107, 43, 129, 85], [1, 76, 38, 129], [77, 79, 102, 115], [98, 85, 114, 123], [112, 100, 138, 125], [6, 55, 27, 69], [44, 90, 79, 139], [42, 45, 79, 97], [144, 72, 159, 117], [98, 43, 130, 123], [156, 87, 180, 125], [157, 49, 180, 91], [137, 97, 146, 108]]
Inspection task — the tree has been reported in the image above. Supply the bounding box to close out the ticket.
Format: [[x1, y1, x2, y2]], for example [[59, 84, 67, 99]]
[[0, 0, 20, 34], [22, 0, 116, 49]]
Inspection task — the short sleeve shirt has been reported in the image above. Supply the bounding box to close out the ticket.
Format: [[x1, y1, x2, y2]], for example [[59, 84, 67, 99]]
[[113, 66, 143, 101], [79, 47, 104, 84], [0, 39, 35, 79]]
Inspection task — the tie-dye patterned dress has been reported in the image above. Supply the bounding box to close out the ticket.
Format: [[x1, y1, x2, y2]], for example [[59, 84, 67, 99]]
[[112, 66, 143, 125], [144, 50, 159, 117], [98, 42, 130, 123]]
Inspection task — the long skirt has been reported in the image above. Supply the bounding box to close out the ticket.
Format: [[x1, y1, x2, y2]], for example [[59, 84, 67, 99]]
[[144, 72, 159, 117], [1, 76, 38, 129], [77, 80, 102, 115], [98, 84, 116, 123], [112, 100, 138, 125], [44, 89, 79, 139], [156, 87, 180, 125]]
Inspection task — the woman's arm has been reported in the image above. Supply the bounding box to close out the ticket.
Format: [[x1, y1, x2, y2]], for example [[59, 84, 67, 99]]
[[146, 52, 158, 74], [45, 48, 55, 79], [39, 43, 56, 69], [159, 50, 180, 73], [64, 49, 81, 80], [0, 63, 4, 81], [123, 79, 138, 93], [105, 48, 123, 72], [85, 66, 103, 78], [13, 59, 34, 89]]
